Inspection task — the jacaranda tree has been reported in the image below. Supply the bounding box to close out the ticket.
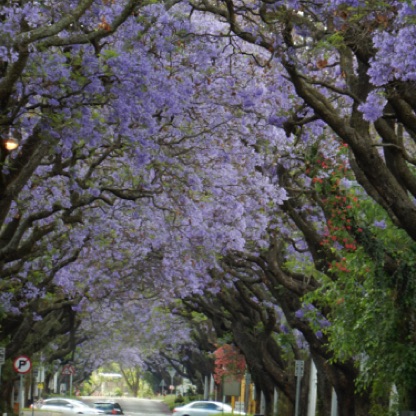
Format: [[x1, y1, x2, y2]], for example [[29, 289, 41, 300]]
[[182, 0, 416, 414], [0, 0, 285, 409]]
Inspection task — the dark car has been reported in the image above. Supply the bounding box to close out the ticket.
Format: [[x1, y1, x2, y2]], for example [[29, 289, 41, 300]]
[[93, 402, 124, 415]]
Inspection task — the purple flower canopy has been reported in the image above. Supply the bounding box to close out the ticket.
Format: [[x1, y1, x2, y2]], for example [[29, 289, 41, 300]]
[[1, 0, 415, 395]]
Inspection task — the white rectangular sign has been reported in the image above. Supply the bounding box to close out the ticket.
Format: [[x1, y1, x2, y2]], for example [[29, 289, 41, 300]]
[[295, 360, 304, 377]]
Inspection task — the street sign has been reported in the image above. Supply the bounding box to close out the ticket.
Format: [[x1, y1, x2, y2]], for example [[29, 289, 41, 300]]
[[13, 356, 32, 374], [295, 360, 304, 377], [61, 364, 76, 375], [0, 347, 5, 365]]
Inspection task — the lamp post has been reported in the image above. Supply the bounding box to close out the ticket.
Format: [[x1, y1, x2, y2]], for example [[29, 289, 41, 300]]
[[0, 347, 5, 390]]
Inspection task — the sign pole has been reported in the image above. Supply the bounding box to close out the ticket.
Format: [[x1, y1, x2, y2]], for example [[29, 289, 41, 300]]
[[13, 355, 32, 414], [168, 369, 175, 396], [61, 364, 76, 396], [294, 373, 301, 416], [19, 374, 24, 412], [294, 360, 304, 416], [0, 347, 5, 390]]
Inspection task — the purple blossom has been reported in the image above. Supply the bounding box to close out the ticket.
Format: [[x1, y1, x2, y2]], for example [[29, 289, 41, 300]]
[[267, 115, 287, 128], [280, 324, 290, 334], [358, 90, 387, 122], [373, 219, 387, 229], [295, 309, 305, 319]]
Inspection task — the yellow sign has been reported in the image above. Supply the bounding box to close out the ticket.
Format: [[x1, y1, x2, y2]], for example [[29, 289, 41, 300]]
[[37, 383, 44, 389]]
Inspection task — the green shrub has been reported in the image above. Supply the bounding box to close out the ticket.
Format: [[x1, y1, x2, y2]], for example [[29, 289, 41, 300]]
[[174, 395, 185, 403]]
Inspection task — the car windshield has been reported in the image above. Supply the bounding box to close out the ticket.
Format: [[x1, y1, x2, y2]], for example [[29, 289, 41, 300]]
[[94, 404, 113, 411]]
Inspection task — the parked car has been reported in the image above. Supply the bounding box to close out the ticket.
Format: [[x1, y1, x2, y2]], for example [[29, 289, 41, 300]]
[[93, 401, 124, 415], [36, 398, 105, 414], [172, 401, 244, 416]]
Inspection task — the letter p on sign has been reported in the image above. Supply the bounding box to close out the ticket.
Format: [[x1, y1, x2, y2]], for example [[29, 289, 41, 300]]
[[13, 356, 32, 374]]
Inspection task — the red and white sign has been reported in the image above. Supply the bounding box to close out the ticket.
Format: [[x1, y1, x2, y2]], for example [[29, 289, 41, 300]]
[[61, 364, 76, 375], [13, 355, 32, 374]]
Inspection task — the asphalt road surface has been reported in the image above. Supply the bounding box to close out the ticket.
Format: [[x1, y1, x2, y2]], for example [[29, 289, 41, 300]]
[[82, 397, 171, 416]]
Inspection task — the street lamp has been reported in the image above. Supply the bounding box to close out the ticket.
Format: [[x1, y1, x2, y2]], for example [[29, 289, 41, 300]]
[[4, 136, 19, 151], [2, 126, 20, 151]]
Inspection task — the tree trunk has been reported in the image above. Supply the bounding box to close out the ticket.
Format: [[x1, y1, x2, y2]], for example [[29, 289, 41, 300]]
[[399, 385, 416, 413], [335, 380, 372, 416], [316, 372, 333, 416]]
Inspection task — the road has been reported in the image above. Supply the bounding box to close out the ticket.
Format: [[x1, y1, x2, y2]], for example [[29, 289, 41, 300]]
[[82, 397, 171, 416]]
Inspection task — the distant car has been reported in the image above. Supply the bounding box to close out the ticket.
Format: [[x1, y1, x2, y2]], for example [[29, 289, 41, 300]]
[[172, 401, 244, 416], [93, 401, 124, 415], [37, 398, 105, 414]]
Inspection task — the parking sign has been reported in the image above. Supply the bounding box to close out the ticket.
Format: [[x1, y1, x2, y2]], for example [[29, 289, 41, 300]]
[[13, 355, 32, 374]]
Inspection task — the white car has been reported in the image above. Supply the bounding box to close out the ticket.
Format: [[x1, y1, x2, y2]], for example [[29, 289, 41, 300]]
[[37, 398, 105, 414], [172, 401, 244, 416]]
